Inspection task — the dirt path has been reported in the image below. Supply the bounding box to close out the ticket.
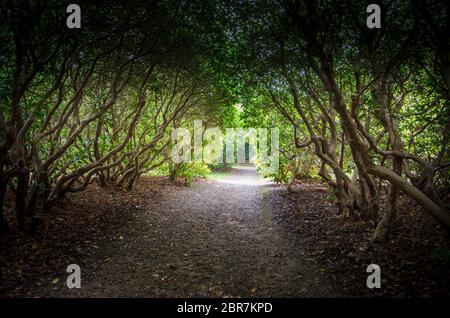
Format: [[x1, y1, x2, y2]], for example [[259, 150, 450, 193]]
[[3, 166, 448, 297], [54, 166, 337, 297]]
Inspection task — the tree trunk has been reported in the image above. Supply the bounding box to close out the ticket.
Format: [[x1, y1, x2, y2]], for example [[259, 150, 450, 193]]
[[0, 179, 7, 233], [15, 171, 29, 231], [373, 155, 402, 241], [369, 165, 450, 229]]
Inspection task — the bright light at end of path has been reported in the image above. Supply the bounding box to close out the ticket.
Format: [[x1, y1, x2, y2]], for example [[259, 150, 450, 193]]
[[212, 166, 273, 186]]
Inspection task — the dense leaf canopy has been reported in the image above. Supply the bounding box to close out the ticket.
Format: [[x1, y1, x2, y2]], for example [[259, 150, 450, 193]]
[[0, 0, 449, 242]]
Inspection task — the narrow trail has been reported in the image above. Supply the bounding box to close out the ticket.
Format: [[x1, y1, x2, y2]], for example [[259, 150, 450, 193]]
[[56, 166, 337, 297]]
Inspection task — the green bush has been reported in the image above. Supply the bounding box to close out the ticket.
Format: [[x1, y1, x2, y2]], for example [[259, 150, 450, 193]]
[[207, 163, 233, 171], [173, 163, 211, 186]]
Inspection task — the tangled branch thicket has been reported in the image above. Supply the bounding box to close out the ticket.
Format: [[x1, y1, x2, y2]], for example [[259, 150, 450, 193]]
[[236, 0, 450, 241], [0, 0, 449, 243], [0, 1, 229, 231]]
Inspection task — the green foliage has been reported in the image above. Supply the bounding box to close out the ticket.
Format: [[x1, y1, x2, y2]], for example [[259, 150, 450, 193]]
[[258, 160, 289, 184], [1, 0, 450, 235], [173, 163, 211, 186], [207, 163, 233, 171]]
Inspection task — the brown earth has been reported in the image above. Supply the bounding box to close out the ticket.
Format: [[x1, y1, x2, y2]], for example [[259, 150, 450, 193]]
[[0, 166, 449, 297]]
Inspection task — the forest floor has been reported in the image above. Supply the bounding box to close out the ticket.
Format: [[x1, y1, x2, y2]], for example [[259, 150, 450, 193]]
[[1, 166, 449, 297]]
